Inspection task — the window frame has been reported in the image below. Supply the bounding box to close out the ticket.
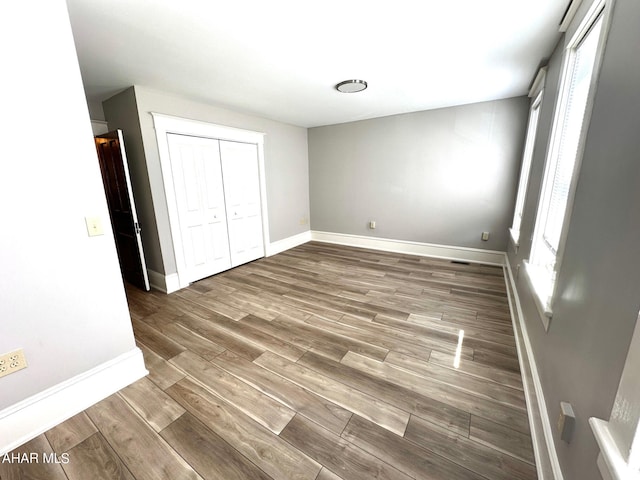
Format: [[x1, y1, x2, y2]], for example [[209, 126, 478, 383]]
[[523, 0, 610, 329], [509, 67, 547, 252], [591, 311, 640, 480]]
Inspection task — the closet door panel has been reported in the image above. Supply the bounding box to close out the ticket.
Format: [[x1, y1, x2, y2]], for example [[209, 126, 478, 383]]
[[201, 142, 231, 266], [167, 134, 231, 282], [219, 140, 264, 267]]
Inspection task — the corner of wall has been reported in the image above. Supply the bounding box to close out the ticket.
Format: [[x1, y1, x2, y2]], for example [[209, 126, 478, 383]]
[[267, 231, 312, 257], [0, 348, 147, 456]]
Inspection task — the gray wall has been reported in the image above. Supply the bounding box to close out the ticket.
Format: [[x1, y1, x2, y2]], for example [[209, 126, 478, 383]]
[[0, 0, 136, 409], [507, 0, 640, 478], [104, 86, 310, 276], [87, 98, 106, 121], [103, 87, 165, 275], [308, 98, 529, 251]]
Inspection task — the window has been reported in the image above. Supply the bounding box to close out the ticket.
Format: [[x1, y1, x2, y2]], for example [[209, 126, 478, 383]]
[[591, 310, 640, 479], [509, 68, 546, 249], [524, 2, 606, 325]]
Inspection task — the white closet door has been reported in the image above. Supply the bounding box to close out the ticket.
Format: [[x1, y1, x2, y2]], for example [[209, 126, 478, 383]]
[[167, 134, 231, 282], [219, 140, 265, 267]]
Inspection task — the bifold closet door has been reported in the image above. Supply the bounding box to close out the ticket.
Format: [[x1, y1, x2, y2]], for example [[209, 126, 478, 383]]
[[166, 134, 231, 282], [219, 140, 265, 267]]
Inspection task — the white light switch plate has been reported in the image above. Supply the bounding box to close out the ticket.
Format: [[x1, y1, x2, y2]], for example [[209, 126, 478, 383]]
[[85, 216, 104, 236]]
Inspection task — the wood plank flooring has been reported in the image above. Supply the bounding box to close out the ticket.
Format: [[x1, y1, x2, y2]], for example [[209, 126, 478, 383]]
[[0, 242, 536, 480]]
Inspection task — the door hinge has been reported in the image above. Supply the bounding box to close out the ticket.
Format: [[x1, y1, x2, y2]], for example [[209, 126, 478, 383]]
[[134, 222, 142, 234]]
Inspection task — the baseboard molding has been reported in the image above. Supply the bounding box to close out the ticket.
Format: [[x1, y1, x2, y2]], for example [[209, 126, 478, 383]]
[[151, 231, 500, 288], [149, 231, 313, 293], [311, 230, 506, 266], [147, 269, 181, 294], [504, 261, 564, 480], [266, 231, 312, 257], [0, 348, 148, 455]]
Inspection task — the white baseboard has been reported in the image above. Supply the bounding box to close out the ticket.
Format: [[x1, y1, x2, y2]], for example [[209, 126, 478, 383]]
[[152, 230, 501, 289], [311, 230, 506, 266], [266, 231, 312, 257], [148, 232, 312, 293], [504, 261, 564, 480], [147, 269, 181, 294], [0, 347, 148, 455], [147, 269, 164, 292]]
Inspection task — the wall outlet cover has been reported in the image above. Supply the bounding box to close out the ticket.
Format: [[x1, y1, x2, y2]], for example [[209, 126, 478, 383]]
[[0, 349, 28, 379], [558, 401, 576, 443]]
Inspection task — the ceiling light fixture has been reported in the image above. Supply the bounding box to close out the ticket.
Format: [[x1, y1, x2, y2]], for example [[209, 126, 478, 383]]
[[336, 79, 368, 93]]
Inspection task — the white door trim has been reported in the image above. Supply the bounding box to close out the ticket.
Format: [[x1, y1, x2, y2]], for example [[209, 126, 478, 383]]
[[151, 113, 270, 290], [115, 129, 151, 290]]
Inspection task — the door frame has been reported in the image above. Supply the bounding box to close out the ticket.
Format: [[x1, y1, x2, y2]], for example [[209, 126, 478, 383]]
[[95, 129, 151, 291], [151, 113, 270, 290]]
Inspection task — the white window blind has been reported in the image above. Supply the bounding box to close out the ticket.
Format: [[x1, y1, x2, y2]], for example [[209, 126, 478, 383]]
[[511, 90, 543, 244], [541, 14, 604, 256], [526, 6, 605, 322]]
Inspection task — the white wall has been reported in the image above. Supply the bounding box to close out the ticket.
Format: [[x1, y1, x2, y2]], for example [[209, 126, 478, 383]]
[[0, 0, 140, 411]]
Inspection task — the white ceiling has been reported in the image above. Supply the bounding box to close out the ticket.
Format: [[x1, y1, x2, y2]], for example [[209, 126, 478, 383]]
[[66, 0, 567, 128]]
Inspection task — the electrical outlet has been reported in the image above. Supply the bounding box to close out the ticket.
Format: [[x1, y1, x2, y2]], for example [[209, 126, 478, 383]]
[[481, 231, 490, 241], [0, 349, 28, 379], [557, 401, 576, 443]]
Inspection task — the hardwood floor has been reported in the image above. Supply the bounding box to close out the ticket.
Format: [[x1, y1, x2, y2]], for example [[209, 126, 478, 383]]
[[0, 242, 536, 480]]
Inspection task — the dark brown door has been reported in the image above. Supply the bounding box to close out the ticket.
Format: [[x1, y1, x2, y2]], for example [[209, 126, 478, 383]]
[[95, 130, 150, 291]]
